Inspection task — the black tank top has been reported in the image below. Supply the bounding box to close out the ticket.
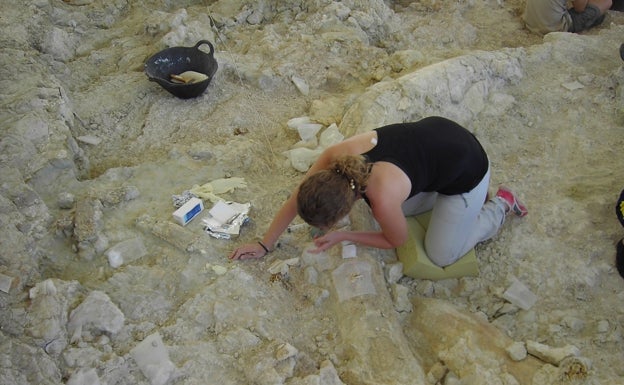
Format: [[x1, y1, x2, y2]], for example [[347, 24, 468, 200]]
[[362, 116, 488, 197]]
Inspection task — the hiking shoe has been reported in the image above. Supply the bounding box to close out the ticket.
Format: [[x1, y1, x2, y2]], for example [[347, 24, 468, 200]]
[[495, 186, 528, 217], [591, 13, 606, 28]]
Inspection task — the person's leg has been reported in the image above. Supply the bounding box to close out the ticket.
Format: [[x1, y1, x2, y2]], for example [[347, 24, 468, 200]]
[[401, 191, 438, 216], [424, 168, 492, 267], [590, 0, 614, 13]]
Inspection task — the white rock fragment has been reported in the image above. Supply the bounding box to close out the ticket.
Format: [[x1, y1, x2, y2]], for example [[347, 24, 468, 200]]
[[286, 147, 323, 172], [29, 279, 57, 299], [64, 0, 94, 5], [0, 273, 14, 293], [209, 264, 228, 276], [275, 342, 298, 361], [561, 315, 585, 333], [426, 362, 448, 384], [310, 288, 330, 306], [502, 279, 537, 310], [66, 368, 101, 385], [287, 116, 312, 129], [292, 135, 319, 149], [319, 360, 346, 385], [334, 215, 351, 229], [596, 319, 610, 333], [291, 75, 309, 95], [319, 123, 344, 148], [107, 252, 123, 269], [526, 340, 580, 366], [390, 283, 412, 313], [268, 257, 300, 275], [506, 341, 527, 361], [130, 332, 177, 385], [68, 290, 125, 342], [415, 280, 435, 297], [303, 266, 318, 284], [285, 120, 344, 172], [57, 192, 76, 209], [561, 81, 584, 91], [296, 123, 323, 142], [76, 135, 102, 145], [384, 262, 403, 284], [105, 237, 148, 268]]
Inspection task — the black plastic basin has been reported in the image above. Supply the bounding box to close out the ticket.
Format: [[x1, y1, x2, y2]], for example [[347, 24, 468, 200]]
[[144, 40, 218, 99]]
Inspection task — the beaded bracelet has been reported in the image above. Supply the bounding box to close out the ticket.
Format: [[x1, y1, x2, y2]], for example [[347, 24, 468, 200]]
[[258, 240, 270, 254]]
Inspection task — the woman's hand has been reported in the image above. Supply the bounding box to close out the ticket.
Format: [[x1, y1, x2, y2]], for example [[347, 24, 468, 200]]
[[229, 243, 268, 260], [309, 231, 343, 253]]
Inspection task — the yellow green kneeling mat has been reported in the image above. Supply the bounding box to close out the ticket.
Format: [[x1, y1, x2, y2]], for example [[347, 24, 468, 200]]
[[396, 211, 479, 280]]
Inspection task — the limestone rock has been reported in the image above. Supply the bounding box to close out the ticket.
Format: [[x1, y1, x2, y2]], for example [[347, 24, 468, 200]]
[[406, 297, 543, 384], [68, 290, 125, 343], [526, 340, 581, 366]]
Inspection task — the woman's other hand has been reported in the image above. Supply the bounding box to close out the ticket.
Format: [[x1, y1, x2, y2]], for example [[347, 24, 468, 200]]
[[309, 231, 343, 253]]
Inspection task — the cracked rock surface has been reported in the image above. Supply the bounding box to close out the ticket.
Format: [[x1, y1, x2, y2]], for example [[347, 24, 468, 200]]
[[1, 1, 623, 384]]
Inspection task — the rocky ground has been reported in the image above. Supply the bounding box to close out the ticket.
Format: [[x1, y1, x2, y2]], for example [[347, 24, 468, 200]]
[[1, 1, 624, 384]]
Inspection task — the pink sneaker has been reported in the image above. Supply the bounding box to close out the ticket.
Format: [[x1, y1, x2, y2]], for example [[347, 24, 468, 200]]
[[495, 186, 528, 217]]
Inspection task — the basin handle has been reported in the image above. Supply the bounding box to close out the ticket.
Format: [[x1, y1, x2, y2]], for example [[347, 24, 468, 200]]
[[194, 40, 215, 56]]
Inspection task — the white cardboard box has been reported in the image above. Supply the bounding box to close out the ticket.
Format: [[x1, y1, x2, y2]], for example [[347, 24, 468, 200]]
[[173, 197, 204, 226]]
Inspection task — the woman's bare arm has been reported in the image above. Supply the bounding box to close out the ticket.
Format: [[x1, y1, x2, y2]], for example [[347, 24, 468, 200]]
[[309, 161, 411, 253], [229, 130, 378, 259]]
